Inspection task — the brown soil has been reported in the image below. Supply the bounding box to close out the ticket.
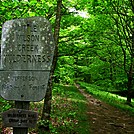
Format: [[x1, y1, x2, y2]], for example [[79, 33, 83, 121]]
[[76, 84, 134, 134]]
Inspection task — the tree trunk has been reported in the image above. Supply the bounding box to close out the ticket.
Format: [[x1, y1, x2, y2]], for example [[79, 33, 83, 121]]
[[111, 0, 134, 105], [126, 62, 133, 105], [127, 28, 134, 105], [40, 0, 62, 132]]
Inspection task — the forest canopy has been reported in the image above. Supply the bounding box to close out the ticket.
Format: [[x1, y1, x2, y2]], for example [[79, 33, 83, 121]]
[[0, 0, 134, 103]]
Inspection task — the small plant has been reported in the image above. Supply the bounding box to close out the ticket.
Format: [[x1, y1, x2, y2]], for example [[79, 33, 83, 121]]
[[0, 98, 12, 112]]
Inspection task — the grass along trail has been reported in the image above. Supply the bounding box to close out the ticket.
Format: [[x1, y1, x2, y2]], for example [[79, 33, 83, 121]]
[[75, 84, 134, 134], [1, 83, 134, 133]]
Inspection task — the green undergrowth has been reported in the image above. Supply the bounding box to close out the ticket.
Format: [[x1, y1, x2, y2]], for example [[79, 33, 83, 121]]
[[0, 84, 90, 134], [49, 84, 90, 134], [29, 84, 90, 134], [0, 98, 13, 133], [79, 82, 134, 115], [0, 98, 12, 113]]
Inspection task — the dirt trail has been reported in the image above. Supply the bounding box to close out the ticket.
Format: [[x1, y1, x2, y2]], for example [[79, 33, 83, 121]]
[[76, 84, 134, 134]]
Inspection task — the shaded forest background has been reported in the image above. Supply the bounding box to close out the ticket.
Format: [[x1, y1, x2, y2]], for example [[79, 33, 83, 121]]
[[0, 0, 134, 132]]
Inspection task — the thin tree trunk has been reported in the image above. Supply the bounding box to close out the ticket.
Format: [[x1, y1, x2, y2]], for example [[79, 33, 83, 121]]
[[127, 62, 133, 105], [111, 0, 134, 105], [127, 28, 134, 105], [40, 0, 62, 132]]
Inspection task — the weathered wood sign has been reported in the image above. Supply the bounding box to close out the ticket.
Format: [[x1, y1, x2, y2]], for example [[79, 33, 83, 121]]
[[0, 17, 55, 101], [2, 109, 38, 128]]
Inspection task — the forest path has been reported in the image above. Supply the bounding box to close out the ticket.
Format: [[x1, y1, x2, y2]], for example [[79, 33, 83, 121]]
[[75, 84, 134, 134]]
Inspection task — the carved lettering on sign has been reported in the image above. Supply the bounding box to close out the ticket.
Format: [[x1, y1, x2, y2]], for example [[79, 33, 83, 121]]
[[4, 54, 48, 63], [0, 17, 55, 101], [16, 23, 38, 32], [12, 75, 36, 81], [1, 17, 54, 70], [17, 35, 40, 42], [2, 84, 45, 91], [2, 109, 38, 128]]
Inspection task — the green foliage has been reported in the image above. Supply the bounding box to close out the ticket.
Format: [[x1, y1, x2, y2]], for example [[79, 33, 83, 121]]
[[1, 0, 132, 90], [1, 0, 134, 132], [0, 0, 57, 37], [79, 82, 134, 114], [50, 84, 89, 133], [0, 98, 12, 113], [29, 84, 89, 133], [54, 56, 75, 84], [0, 98, 12, 133]]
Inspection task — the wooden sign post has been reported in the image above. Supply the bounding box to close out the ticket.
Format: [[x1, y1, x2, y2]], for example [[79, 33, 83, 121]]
[[13, 102, 30, 134], [0, 17, 55, 134]]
